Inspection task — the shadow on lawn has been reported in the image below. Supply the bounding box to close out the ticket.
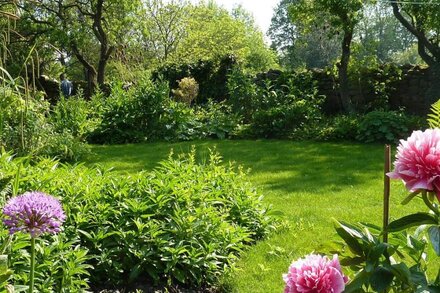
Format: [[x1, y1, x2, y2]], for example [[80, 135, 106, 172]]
[[87, 140, 385, 194]]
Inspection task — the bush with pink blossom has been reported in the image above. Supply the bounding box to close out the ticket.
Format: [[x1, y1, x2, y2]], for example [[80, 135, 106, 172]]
[[284, 128, 440, 292]]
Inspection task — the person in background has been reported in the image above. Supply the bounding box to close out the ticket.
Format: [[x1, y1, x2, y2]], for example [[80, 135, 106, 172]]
[[60, 73, 73, 97]]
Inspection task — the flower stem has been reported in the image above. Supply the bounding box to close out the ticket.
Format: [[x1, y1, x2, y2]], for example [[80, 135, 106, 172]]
[[422, 192, 440, 216], [29, 237, 35, 293]]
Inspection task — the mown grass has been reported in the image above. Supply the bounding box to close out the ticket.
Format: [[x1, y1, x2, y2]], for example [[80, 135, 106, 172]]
[[85, 140, 432, 292]]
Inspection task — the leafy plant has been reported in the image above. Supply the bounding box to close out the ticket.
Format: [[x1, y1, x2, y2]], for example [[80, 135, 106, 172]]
[[197, 101, 240, 139], [88, 78, 171, 144], [226, 66, 258, 122], [427, 99, 440, 128], [333, 221, 436, 293], [49, 95, 100, 140], [0, 149, 276, 290], [356, 110, 423, 143], [315, 115, 361, 141], [249, 71, 323, 138]]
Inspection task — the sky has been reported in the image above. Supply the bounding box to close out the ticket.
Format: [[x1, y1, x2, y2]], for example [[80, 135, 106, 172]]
[[203, 0, 280, 34]]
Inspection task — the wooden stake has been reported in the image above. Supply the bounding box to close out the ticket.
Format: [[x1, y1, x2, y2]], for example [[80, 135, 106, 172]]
[[383, 144, 391, 243]]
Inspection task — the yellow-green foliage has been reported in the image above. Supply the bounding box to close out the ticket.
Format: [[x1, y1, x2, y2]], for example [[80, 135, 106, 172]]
[[428, 99, 440, 128], [172, 77, 199, 105]]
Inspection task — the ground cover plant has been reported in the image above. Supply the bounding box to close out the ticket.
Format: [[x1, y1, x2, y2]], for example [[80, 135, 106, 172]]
[[0, 148, 275, 291], [86, 140, 439, 292]]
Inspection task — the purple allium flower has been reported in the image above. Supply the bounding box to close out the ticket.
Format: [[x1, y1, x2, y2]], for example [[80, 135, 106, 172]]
[[2, 191, 66, 237], [283, 254, 348, 293]]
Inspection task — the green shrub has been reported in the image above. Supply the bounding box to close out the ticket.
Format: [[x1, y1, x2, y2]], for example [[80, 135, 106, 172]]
[[249, 71, 324, 138], [197, 101, 240, 139], [160, 101, 205, 141], [0, 86, 89, 161], [356, 110, 425, 143], [89, 80, 240, 143], [252, 105, 305, 138], [0, 149, 276, 290], [0, 153, 92, 292], [88, 79, 170, 144], [153, 55, 236, 104], [226, 67, 258, 122], [314, 115, 361, 141], [49, 95, 100, 140]]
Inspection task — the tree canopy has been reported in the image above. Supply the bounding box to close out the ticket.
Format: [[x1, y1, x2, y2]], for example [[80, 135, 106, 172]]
[[390, 0, 440, 66], [5, 0, 277, 92]]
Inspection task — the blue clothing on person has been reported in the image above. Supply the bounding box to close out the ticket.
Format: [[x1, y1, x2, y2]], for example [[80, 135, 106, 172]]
[[61, 78, 73, 96]]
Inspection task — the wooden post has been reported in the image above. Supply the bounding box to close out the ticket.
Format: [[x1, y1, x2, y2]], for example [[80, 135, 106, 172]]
[[383, 145, 391, 243]]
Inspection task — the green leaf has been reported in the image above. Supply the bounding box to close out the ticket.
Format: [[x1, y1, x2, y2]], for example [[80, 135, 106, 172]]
[[428, 226, 440, 256], [0, 269, 13, 283], [389, 263, 411, 285], [0, 255, 8, 272], [401, 191, 421, 205], [426, 285, 440, 293], [387, 213, 437, 232], [368, 243, 388, 263], [409, 267, 427, 288], [344, 269, 368, 293], [335, 226, 364, 256], [173, 267, 186, 283], [336, 221, 364, 239], [370, 267, 394, 292], [340, 256, 364, 266], [13, 285, 29, 292], [436, 268, 440, 284], [128, 263, 142, 283], [334, 220, 366, 255]]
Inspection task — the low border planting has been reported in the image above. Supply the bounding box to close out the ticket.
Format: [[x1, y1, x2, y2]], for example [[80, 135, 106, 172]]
[[0, 149, 277, 291]]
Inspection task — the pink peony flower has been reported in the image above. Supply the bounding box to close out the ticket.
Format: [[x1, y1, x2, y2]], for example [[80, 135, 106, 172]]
[[387, 129, 440, 201], [283, 254, 348, 293]]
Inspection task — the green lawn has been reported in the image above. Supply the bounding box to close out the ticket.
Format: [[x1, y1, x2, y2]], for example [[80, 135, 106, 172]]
[[85, 140, 430, 292]]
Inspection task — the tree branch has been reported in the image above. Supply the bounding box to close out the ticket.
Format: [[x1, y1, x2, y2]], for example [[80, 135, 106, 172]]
[[391, 2, 439, 64]]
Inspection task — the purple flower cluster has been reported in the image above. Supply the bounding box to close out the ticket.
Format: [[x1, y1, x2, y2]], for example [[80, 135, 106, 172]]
[[3, 191, 66, 237]]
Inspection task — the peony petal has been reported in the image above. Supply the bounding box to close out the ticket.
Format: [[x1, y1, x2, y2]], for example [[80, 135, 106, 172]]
[[328, 267, 345, 293], [406, 179, 431, 192]]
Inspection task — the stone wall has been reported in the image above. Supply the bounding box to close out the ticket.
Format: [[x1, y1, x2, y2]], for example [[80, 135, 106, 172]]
[[37, 64, 440, 116], [314, 65, 440, 115]]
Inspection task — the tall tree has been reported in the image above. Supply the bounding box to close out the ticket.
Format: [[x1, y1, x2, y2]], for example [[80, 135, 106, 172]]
[[268, 0, 340, 69], [290, 0, 365, 112], [390, 0, 440, 66], [355, 3, 417, 63], [141, 0, 189, 65], [17, 0, 140, 93], [171, 1, 277, 72]]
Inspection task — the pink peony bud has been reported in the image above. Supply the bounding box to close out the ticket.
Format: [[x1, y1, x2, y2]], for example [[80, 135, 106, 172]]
[[387, 129, 440, 201], [283, 254, 348, 293]]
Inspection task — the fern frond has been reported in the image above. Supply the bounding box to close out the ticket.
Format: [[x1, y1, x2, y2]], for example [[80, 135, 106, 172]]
[[427, 99, 440, 128]]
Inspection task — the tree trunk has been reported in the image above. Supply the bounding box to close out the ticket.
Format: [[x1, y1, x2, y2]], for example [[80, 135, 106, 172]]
[[86, 68, 98, 97], [338, 28, 354, 113], [94, 0, 113, 88], [72, 42, 97, 95], [97, 53, 108, 87]]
